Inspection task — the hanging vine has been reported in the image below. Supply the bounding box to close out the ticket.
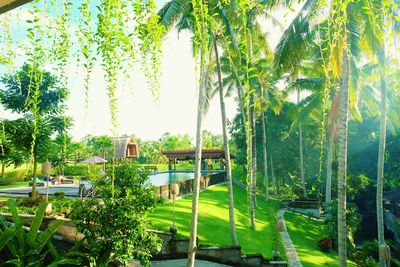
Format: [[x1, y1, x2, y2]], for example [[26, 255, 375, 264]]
[[51, 0, 72, 175], [78, 0, 95, 109], [136, 0, 164, 101], [25, 1, 46, 180]]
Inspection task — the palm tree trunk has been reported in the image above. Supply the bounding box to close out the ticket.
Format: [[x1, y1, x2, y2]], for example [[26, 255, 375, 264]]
[[187, 62, 207, 267], [297, 88, 306, 198], [32, 155, 37, 198], [214, 37, 238, 245], [261, 110, 269, 200], [1, 160, 5, 178], [249, 92, 256, 230], [377, 67, 388, 267], [325, 126, 334, 206], [270, 154, 277, 195], [337, 48, 350, 267]]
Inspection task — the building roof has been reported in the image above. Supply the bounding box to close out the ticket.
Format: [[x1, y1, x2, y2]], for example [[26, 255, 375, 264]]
[[161, 149, 233, 160], [0, 0, 31, 14], [110, 137, 138, 159]]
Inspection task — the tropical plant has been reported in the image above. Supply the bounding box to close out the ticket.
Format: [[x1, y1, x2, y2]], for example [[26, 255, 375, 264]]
[[0, 201, 81, 266], [70, 163, 161, 266]]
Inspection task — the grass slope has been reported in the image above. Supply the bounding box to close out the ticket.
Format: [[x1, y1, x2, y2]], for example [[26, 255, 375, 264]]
[[149, 184, 286, 259], [284, 212, 356, 267]]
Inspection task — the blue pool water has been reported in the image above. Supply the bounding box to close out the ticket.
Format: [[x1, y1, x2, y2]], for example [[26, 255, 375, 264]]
[[148, 170, 223, 187]]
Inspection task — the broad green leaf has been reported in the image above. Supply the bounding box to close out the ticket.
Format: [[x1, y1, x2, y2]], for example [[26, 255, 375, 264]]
[[8, 200, 25, 248], [47, 258, 82, 267], [35, 220, 64, 253], [5, 259, 23, 267], [47, 240, 60, 260], [27, 202, 48, 247], [0, 222, 21, 251]]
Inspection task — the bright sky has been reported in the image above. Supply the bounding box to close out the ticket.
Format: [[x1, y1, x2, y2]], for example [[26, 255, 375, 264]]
[[0, 1, 300, 142]]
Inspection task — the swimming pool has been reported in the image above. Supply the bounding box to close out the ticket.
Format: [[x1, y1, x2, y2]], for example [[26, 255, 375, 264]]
[[148, 170, 224, 187]]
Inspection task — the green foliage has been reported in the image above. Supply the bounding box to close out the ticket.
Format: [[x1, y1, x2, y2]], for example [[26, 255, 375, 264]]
[[70, 163, 161, 265], [0, 64, 67, 115], [63, 165, 87, 176], [0, 65, 71, 168], [230, 101, 321, 196], [202, 130, 223, 148], [0, 197, 76, 217], [84, 135, 113, 157], [326, 200, 360, 251], [0, 176, 16, 186], [0, 201, 81, 266], [347, 173, 370, 200], [137, 132, 193, 164]]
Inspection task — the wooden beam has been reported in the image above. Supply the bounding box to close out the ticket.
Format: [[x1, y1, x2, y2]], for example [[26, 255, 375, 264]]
[[0, 0, 32, 15]]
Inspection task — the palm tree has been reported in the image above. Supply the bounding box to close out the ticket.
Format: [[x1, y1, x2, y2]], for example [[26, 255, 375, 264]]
[[213, 34, 238, 245], [158, 2, 239, 262], [273, 0, 319, 198], [297, 85, 306, 198], [337, 47, 350, 267], [158, 2, 208, 265]]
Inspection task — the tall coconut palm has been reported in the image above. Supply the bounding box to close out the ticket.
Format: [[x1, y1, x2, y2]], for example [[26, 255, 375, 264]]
[[158, 1, 239, 260], [376, 58, 388, 267], [337, 47, 350, 267], [273, 0, 319, 198], [157, 2, 209, 265], [297, 86, 306, 198], [213, 33, 238, 245]]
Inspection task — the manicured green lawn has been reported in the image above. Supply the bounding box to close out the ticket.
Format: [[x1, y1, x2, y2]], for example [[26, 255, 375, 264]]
[[0, 181, 30, 190], [149, 184, 286, 259], [285, 212, 356, 266]]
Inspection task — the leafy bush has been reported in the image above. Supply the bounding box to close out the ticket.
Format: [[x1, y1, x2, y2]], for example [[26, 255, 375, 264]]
[[3, 169, 27, 181], [54, 191, 65, 198], [71, 163, 162, 266], [317, 237, 333, 252], [63, 165, 88, 176], [0, 196, 76, 217], [326, 200, 360, 249], [0, 201, 82, 265], [0, 177, 16, 185], [360, 240, 379, 261], [19, 196, 45, 207]]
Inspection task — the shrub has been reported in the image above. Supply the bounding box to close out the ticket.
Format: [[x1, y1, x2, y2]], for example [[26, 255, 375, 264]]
[[64, 165, 88, 176], [0, 177, 16, 185], [18, 196, 44, 207], [359, 256, 378, 267], [360, 241, 379, 261], [54, 191, 65, 198], [317, 237, 333, 252], [71, 163, 162, 266], [4, 169, 27, 181]]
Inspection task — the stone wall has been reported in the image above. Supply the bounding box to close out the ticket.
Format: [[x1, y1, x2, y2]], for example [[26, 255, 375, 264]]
[[153, 237, 287, 267], [2, 213, 287, 266], [288, 200, 321, 218]]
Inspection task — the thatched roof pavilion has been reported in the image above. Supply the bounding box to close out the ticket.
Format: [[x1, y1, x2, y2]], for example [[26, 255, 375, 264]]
[[161, 149, 233, 171], [111, 137, 139, 159]]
